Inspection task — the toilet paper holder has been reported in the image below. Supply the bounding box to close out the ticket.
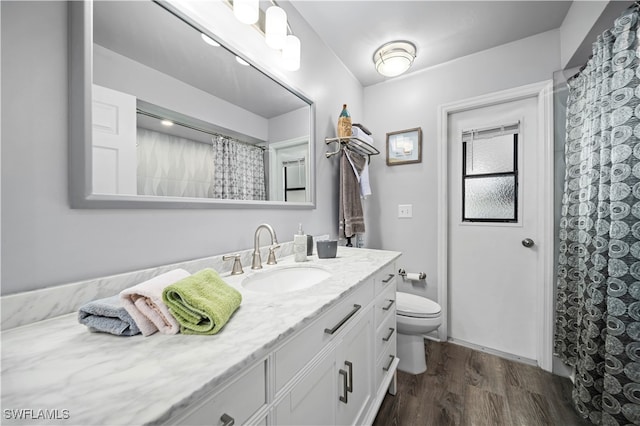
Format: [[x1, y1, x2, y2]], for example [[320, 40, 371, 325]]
[[398, 269, 426, 280]]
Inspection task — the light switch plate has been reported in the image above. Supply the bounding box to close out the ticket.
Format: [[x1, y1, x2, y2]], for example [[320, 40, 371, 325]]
[[398, 204, 412, 218]]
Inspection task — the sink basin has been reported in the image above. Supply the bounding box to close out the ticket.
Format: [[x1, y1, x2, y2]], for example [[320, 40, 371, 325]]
[[241, 265, 331, 293]]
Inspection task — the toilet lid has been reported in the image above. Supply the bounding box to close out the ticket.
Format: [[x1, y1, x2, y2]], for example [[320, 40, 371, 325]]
[[396, 292, 441, 318]]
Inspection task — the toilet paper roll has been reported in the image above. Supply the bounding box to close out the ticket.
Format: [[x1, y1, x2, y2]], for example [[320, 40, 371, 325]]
[[405, 272, 423, 281]]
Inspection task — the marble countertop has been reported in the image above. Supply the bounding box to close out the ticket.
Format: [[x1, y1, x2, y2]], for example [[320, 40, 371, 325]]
[[1, 247, 400, 425]]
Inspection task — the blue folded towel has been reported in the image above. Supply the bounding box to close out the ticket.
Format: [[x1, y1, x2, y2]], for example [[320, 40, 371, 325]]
[[78, 295, 141, 336]]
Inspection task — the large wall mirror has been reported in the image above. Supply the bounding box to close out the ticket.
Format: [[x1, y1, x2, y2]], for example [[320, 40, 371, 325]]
[[69, 0, 315, 209]]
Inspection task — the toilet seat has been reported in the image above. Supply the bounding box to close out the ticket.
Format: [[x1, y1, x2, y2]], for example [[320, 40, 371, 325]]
[[396, 292, 441, 318]]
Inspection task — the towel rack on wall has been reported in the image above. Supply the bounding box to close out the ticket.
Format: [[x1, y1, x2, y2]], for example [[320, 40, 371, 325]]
[[325, 137, 380, 162]]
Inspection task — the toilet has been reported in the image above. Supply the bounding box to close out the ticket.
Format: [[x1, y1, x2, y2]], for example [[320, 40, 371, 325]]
[[396, 291, 442, 375]]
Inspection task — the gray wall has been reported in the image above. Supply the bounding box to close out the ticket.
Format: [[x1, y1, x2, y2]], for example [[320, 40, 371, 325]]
[[362, 29, 562, 301], [1, 1, 363, 294]]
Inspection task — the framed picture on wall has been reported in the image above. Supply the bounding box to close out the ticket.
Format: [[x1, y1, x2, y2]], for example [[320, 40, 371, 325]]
[[386, 127, 422, 166]]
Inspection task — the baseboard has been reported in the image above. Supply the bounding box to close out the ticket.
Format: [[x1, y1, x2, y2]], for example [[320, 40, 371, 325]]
[[447, 337, 537, 366]]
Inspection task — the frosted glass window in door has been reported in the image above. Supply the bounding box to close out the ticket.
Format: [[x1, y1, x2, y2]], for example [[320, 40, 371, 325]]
[[464, 176, 516, 220], [462, 132, 518, 222], [465, 134, 514, 175]]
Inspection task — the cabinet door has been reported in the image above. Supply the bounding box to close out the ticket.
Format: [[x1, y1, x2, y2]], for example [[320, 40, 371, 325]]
[[275, 354, 336, 425], [336, 308, 374, 426]]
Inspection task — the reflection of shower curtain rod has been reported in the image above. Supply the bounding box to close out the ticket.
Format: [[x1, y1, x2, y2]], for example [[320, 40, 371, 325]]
[[282, 158, 305, 166], [136, 109, 266, 150]]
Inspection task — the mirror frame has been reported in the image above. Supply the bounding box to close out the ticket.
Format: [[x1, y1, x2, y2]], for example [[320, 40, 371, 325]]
[[69, 1, 316, 209]]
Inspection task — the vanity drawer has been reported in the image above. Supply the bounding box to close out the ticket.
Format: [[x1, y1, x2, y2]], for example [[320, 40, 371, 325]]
[[375, 282, 396, 330], [375, 334, 397, 393], [274, 282, 374, 392], [173, 360, 266, 426], [375, 311, 396, 360], [375, 263, 396, 295]]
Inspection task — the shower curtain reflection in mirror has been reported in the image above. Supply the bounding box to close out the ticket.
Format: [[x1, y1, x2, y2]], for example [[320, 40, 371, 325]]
[[212, 135, 266, 201], [137, 130, 266, 201]]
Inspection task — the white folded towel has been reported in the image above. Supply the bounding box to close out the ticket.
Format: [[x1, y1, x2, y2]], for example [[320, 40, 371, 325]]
[[120, 269, 190, 336], [350, 126, 374, 146]]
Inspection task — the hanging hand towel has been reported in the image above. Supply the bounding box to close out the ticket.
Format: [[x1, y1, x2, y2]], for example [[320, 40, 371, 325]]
[[344, 149, 372, 198], [339, 149, 366, 238], [120, 269, 190, 336], [78, 295, 141, 336], [162, 269, 242, 335]]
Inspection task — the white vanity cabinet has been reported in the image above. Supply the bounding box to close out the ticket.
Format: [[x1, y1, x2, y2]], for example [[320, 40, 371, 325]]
[[171, 360, 268, 426], [373, 264, 399, 398], [274, 281, 375, 426], [162, 260, 398, 426]]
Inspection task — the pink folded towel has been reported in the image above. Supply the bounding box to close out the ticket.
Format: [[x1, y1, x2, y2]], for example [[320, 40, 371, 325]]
[[120, 269, 190, 336]]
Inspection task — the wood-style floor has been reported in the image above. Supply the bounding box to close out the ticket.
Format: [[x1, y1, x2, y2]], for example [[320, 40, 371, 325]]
[[373, 341, 590, 426]]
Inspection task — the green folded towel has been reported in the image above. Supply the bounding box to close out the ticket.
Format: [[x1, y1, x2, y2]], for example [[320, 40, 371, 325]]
[[162, 269, 242, 335]]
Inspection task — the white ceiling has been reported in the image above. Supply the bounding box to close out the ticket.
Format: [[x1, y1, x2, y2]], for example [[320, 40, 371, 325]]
[[291, 1, 573, 87]]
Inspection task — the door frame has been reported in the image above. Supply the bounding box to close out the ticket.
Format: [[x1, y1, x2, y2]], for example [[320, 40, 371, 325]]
[[436, 80, 554, 371]]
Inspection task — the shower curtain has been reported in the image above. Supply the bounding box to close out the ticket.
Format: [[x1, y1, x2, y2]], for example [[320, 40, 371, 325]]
[[212, 135, 266, 200], [555, 7, 640, 425]]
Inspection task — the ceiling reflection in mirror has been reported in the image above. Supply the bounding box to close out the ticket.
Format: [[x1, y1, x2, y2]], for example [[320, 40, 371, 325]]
[[91, 0, 312, 204]]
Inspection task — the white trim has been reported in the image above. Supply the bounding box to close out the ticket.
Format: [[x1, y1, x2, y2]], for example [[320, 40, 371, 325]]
[[448, 337, 537, 366], [436, 80, 554, 372]]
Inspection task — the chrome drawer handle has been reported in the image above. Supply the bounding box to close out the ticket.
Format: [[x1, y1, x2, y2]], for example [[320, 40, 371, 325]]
[[381, 273, 395, 283], [339, 369, 348, 403], [382, 299, 395, 311], [382, 327, 395, 342], [220, 413, 235, 426], [345, 360, 353, 393], [383, 355, 395, 372], [324, 304, 361, 335]]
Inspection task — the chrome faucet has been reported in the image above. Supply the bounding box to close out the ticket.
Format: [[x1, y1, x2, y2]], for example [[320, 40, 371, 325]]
[[252, 224, 280, 269]]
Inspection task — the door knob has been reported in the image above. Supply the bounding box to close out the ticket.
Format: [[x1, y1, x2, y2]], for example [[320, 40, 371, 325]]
[[522, 238, 534, 248]]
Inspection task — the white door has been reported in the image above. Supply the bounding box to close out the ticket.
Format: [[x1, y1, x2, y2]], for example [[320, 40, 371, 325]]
[[447, 96, 540, 362], [92, 84, 137, 195]]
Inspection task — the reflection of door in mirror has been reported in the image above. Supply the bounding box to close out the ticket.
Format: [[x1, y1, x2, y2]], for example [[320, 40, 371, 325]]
[[284, 160, 306, 202], [268, 139, 309, 202], [92, 84, 137, 195]]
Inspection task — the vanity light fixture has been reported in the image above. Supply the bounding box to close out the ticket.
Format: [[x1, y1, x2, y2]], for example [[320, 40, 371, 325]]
[[265, 5, 287, 49], [373, 40, 417, 77], [228, 0, 301, 72], [233, 0, 259, 25], [282, 34, 301, 71], [200, 33, 220, 47]]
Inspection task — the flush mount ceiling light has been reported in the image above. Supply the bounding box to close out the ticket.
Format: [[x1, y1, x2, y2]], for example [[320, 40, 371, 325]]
[[373, 41, 417, 78]]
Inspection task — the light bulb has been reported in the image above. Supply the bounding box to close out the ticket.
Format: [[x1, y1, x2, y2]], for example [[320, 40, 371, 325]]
[[235, 56, 250, 66], [200, 33, 220, 47], [233, 0, 259, 25], [265, 6, 287, 50], [282, 35, 300, 71]]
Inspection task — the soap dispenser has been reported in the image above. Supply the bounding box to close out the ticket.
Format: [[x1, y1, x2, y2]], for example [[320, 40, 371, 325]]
[[294, 224, 307, 262]]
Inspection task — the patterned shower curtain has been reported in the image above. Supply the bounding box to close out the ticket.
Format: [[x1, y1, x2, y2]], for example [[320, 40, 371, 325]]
[[555, 7, 640, 425], [211, 135, 266, 200]]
